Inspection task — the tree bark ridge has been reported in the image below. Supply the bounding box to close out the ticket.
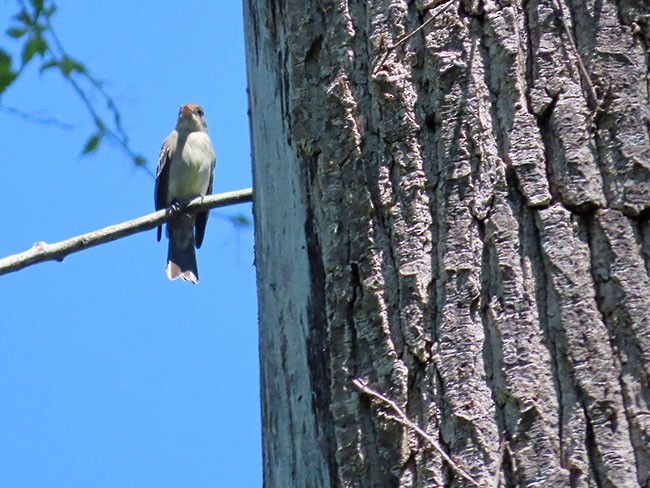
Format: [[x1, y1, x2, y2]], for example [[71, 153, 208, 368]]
[[245, 0, 650, 485]]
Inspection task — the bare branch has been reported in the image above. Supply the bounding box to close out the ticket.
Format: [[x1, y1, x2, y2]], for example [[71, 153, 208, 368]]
[[491, 438, 507, 488], [373, 0, 455, 75], [0, 105, 75, 130], [352, 378, 484, 487], [0, 187, 253, 276], [550, 0, 599, 111]]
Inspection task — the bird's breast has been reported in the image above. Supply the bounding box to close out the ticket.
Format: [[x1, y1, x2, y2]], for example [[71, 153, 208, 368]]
[[167, 132, 214, 203]]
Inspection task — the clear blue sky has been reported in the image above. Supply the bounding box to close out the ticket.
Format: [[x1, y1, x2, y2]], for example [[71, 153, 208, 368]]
[[0, 1, 261, 486]]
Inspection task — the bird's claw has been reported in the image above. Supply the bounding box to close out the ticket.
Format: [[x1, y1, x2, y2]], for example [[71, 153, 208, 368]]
[[170, 201, 182, 213]]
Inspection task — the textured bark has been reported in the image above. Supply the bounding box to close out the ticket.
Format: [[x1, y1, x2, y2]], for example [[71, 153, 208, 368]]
[[244, 0, 650, 486]]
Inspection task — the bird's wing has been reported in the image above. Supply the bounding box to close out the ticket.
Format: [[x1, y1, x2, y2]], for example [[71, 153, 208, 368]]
[[194, 150, 216, 249], [154, 132, 176, 241]]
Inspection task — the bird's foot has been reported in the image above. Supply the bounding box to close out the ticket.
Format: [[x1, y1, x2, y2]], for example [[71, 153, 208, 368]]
[[169, 201, 183, 214]]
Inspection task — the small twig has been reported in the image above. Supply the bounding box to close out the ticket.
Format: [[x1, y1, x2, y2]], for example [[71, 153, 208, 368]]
[[0, 105, 75, 130], [504, 442, 518, 479], [0, 188, 253, 276], [373, 0, 456, 75], [352, 378, 482, 487], [550, 0, 599, 110], [491, 438, 507, 488]]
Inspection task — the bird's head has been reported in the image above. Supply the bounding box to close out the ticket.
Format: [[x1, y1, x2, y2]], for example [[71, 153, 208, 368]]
[[175, 103, 208, 132]]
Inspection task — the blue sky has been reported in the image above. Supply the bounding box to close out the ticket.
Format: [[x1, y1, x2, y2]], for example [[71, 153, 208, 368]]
[[0, 1, 261, 486]]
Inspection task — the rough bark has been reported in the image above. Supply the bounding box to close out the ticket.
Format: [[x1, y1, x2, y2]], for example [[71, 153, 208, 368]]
[[244, 0, 650, 486]]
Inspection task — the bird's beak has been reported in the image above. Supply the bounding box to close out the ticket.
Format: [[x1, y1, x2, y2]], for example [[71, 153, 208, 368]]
[[181, 105, 192, 118]]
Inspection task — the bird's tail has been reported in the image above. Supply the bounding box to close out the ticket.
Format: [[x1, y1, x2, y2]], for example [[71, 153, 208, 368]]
[[166, 216, 199, 284], [167, 242, 198, 284]]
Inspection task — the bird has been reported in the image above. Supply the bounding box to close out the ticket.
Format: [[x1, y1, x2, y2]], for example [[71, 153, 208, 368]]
[[154, 103, 215, 284]]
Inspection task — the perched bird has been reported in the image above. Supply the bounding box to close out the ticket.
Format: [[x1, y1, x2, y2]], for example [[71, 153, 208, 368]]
[[154, 103, 215, 284]]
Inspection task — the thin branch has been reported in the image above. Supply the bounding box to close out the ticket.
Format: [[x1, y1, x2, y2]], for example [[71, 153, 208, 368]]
[[0, 105, 75, 129], [373, 0, 455, 75], [504, 442, 518, 483], [491, 438, 507, 488], [352, 378, 483, 487], [550, 0, 599, 111], [0, 188, 253, 276]]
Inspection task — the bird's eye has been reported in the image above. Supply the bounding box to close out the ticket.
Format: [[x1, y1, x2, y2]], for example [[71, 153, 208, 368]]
[[196, 108, 204, 117]]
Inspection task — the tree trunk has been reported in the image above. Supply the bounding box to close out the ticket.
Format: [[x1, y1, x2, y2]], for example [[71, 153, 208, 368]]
[[244, 0, 650, 486]]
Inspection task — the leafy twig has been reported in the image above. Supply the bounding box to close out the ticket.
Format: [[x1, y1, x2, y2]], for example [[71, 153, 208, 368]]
[[3, 0, 149, 171]]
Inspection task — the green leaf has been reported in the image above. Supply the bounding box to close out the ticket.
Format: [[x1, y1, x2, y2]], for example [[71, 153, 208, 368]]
[[30, 0, 45, 13], [21, 35, 48, 65], [231, 215, 252, 227], [0, 50, 17, 95], [13, 9, 31, 26], [6, 27, 27, 39], [39, 59, 58, 72], [58, 56, 86, 76], [133, 155, 147, 167], [81, 132, 103, 155]]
